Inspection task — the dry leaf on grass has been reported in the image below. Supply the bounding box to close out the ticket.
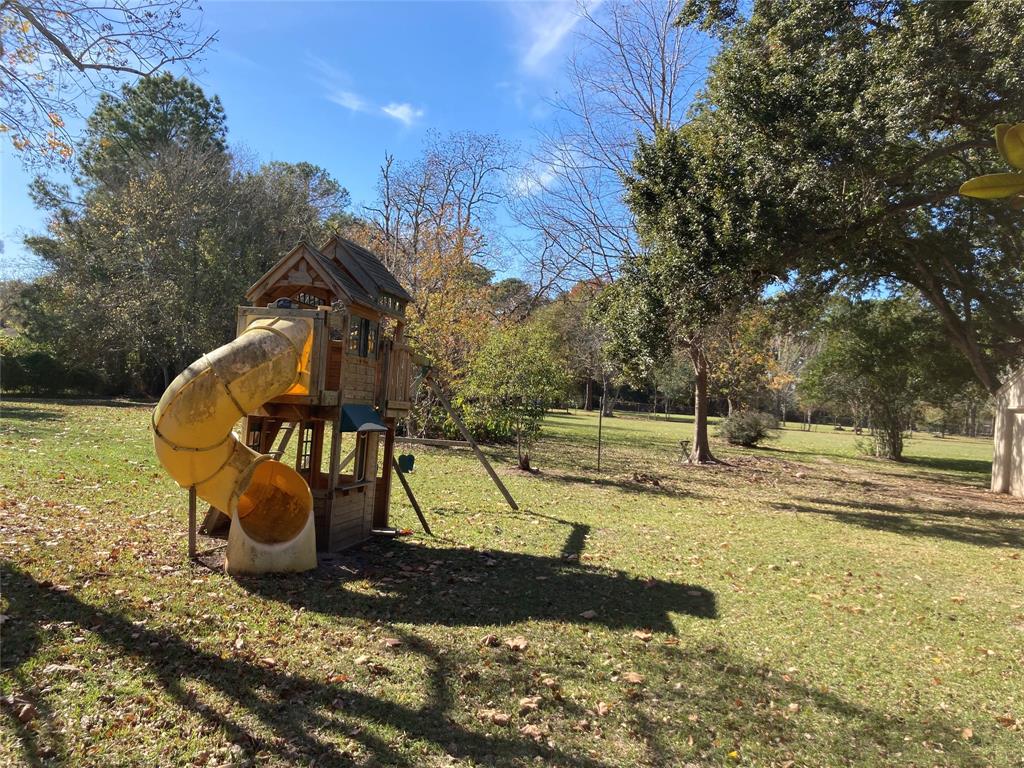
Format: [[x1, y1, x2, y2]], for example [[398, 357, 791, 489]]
[[479, 634, 500, 647], [632, 629, 652, 642], [519, 723, 545, 740], [518, 696, 541, 714], [382, 637, 402, 648], [505, 636, 529, 652], [595, 701, 611, 717], [579, 609, 598, 619], [477, 708, 511, 726], [621, 671, 644, 685]]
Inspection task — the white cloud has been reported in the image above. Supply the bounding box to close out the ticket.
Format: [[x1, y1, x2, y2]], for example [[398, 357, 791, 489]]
[[513, 162, 559, 196], [381, 102, 425, 126], [329, 90, 368, 113], [510, 0, 603, 73], [308, 53, 422, 124]]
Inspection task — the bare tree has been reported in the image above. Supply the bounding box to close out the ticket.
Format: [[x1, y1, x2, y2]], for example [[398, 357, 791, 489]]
[[511, 0, 707, 288], [361, 130, 517, 292], [0, 0, 213, 163]]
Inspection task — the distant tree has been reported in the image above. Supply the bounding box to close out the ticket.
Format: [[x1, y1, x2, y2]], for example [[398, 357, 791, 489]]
[[21, 76, 349, 394], [798, 298, 974, 459], [512, 0, 706, 288], [1, 0, 212, 164], [464, 323, 570, 471], [537, 280, 617, 413], [77, 73, 227, 188], [608, 125, 781, 463]]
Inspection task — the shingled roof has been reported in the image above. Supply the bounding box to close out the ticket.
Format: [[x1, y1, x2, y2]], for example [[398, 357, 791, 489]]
[[321, 235, 413, 303]]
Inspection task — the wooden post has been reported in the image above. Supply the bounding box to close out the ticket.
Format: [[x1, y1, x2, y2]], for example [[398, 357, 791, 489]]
[[188, 485, 197, 560], [426, 376, 518, 511], [392, 457, 431, 535]]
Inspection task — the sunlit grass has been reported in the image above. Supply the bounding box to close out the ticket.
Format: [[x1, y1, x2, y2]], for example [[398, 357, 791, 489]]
[[1, 399, 1020, 767]]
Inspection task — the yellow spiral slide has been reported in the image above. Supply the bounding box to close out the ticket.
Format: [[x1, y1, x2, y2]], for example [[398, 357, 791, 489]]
[[152, 315, 318, 574]]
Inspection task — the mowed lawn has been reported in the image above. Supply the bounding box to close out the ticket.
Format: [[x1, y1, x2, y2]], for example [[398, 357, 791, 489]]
[[1, 400, 1022, 767]]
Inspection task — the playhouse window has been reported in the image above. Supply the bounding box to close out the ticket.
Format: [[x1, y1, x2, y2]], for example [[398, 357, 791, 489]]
[[346, 318, 379, 358], [294, 292, 322, 307]]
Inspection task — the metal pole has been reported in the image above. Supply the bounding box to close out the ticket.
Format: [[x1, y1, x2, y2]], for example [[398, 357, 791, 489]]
[[597, 391, 604, 472], [188, 485, 197, 560]]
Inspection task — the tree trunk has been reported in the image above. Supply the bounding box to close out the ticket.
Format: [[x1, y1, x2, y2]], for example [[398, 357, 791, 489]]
[[688, 345, 717, 463], [584, 378, 593, 411], [601, 374, 614, 417]]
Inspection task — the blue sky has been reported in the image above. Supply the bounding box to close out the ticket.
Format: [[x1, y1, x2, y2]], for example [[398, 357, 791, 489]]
[[0, 1, 601, 278]]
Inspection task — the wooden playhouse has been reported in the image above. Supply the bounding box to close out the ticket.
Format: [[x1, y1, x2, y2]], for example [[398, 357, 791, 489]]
[[207, 235, 416, 552]]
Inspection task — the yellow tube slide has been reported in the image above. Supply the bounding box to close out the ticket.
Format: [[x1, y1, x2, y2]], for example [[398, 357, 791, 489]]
[[152, 316, 317, 574]]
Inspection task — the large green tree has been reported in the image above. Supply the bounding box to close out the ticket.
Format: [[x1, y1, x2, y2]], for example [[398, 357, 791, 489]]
[[677, 0, 1024, 394], [21, 75, 349, 394], [607, 125, 780, 462]]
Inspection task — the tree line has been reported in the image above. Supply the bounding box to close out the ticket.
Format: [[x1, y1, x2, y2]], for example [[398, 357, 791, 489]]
[[3, 0, 1022, 467]]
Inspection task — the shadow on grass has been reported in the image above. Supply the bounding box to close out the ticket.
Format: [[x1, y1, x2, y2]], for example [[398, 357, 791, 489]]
[[900, 454, 992, 477], [535, 470, 707, 499], [0, 565, 608, 768], [774, 497, 1023, 549], [1, 562, 990, 768], [0, 406, 64, 423], [246, 539, 717, 633]]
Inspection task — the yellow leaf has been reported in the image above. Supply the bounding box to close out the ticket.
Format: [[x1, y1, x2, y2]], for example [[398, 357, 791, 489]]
[[1003, 123, 1024, 170], [994, 123, 1012, 164], [960, 173, 1024, 199]]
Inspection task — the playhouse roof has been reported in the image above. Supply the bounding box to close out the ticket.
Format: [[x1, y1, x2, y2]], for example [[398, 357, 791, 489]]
[[245, 238, 410, 315], [320, 235, 413, 304]]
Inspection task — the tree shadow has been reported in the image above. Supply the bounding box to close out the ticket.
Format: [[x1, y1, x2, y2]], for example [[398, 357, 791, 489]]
[[534, 470, 707, 499], [0, 565, 607, 768], [0, 406, 64, 424], [1, 564, 989, 767], [244, 539, 717, 633], [900, 455, 992, 477], [772, 497, 1023, 549]]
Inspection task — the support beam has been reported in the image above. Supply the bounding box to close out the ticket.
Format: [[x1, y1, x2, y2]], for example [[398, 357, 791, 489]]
[[426, 375, 518, 511], [392, 457, 431, 535], [188, 485, 197, 560]]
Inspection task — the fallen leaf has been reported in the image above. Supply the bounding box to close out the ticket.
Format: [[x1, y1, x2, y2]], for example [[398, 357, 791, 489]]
[[519, 696, 541, 714], [633, 630, 653, 642], [961, 727, 973, 740], [621, 671, 644, 685], [382, 638, 402, 648], [477, 708, 511, 726], [595, 701, 611, 717], [354, 655, 371, 666], [579, 609, 598, 619], [519, 724, 545, 740], [505, 636, 529, 652], [480, 634, 500, 647], [233, 637, 244, 650], [328, 674, 351, 684]]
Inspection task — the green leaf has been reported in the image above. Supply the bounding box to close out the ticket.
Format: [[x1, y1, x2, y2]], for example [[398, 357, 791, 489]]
[[959, 173, 1024, 199]]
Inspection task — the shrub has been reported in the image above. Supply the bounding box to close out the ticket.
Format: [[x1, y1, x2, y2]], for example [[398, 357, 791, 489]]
[[718, 411, 777, 447]]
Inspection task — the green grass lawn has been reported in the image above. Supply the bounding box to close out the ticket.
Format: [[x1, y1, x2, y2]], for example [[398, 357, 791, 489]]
[[2, 400, 1022, 767]]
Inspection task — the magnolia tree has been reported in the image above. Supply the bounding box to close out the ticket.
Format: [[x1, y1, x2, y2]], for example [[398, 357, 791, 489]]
[[464, 324, 569, 471]]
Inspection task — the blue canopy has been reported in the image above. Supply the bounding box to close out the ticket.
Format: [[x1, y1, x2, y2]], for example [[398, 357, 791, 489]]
[[340, 404, 388, 433]]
